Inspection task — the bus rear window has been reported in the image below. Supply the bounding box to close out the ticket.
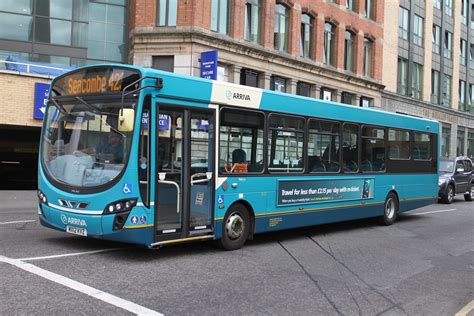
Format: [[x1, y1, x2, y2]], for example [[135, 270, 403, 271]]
[[414, 133, 431, 160]]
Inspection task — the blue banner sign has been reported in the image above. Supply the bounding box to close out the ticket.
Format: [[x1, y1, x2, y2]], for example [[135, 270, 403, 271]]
[[142, 112, 149, 128], [34, 82, 50, 120], [277, 178, 374, 206], [158, 114, 169, 131], [200, 50, 218, 80]]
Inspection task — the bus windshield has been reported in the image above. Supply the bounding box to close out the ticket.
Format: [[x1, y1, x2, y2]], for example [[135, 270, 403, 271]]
[[41, 100, 136, 188]]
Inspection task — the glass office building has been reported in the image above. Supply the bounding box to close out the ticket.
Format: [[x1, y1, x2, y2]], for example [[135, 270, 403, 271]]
[[0, 0, 127, 67]]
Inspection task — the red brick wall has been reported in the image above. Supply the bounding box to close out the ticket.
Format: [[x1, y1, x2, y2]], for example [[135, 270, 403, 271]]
[[130, 0, 384, 80]]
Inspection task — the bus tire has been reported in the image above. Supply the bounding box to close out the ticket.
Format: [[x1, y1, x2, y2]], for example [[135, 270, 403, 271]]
[[380, 192, 398, 226], [464, 183, 473, 202], [219, 204, 250, 251]]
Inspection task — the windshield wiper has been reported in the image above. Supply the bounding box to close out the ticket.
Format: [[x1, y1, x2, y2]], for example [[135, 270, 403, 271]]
[[49, 98, 66, 114], [75, 96, 126, 138]]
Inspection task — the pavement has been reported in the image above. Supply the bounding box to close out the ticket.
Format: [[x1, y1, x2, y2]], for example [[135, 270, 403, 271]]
[[0, 190, 473, 315]]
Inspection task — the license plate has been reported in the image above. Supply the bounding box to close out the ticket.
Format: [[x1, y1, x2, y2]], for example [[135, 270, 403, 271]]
[[66, 226, 87, 236]]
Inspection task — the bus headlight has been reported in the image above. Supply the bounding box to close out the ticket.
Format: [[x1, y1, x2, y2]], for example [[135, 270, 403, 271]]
[[104, 198, 137, 214], [37, 190, 48, 204]]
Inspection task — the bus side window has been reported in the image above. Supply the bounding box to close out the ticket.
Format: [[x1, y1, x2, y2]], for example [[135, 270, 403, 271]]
[[138, 96, 151, 207], [219, 108, 264, 174], [413, 132, 431, 160], [268, 114, 305, 173], [361, 126, 386, 172], [342, 124, 359, 173], [308, 119, 340, 173]]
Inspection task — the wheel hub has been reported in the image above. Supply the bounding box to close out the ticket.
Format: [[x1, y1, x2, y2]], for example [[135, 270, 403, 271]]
[[226, 213, 244, 240], [385, 198, 395, 219]]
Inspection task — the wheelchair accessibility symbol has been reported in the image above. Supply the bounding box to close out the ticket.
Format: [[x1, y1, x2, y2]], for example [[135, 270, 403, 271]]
[[123, 183, 132, 194], [217, 194, 224, 204]]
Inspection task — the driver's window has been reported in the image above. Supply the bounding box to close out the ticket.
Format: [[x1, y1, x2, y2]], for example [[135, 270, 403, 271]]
[[219, 108, 264, 174]]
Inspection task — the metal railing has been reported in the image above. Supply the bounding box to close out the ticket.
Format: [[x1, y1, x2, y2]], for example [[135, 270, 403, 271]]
[[0, 59, 69, 76]]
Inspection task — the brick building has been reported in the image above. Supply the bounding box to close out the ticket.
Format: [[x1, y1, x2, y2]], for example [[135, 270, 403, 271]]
[[129, 0, 384, 107]]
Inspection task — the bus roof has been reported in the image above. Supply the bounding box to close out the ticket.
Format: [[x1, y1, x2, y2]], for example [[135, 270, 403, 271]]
[[69, 64, 440, 133]]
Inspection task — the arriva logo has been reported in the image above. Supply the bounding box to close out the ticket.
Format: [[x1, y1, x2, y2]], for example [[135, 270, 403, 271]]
[[225, 90, 251, 101], [60, 215, 87, 227]]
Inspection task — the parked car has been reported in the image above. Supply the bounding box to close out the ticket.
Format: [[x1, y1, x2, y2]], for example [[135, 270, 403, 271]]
[[438, 157, 473, 204]]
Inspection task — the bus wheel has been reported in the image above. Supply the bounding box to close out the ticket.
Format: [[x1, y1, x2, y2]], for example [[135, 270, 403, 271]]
[[380, 192, 398, 226], [219, 204, 250, 251], [465, 183, 473, 202]]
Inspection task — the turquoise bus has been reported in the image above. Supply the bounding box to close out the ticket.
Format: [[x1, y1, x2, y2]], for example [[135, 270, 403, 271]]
[[38, 65, 439, 250]]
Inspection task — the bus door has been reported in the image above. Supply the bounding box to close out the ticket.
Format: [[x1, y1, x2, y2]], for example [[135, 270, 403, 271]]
[[155, 106, 214, 241]]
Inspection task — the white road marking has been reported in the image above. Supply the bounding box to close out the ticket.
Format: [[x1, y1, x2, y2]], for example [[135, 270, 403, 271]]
[[0, 255, 163, 316], [19, 248, 123, 262], [455, 300, 474, 316], [0, 220, 36, 225], [410, 209, 457, 216]]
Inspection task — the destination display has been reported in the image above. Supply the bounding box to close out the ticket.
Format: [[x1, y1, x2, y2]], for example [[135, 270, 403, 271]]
[[277, 178, 374, 206], [52, 67, 141, 96]]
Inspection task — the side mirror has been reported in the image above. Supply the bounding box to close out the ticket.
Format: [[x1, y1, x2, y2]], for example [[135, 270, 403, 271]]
[[118, 108, 135, 132], [456, 167, 465, 173]]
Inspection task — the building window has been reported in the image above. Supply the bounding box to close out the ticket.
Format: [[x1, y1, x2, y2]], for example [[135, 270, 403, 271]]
[[442, 74, 452, 107], [346, 0, 356, 12], [431, 69, 440, 104], [360, 97, 372, 107], [441, 126, 451, 158], [469, 84, 474, 114], [459, 80, 467, 111], [240, 68, 259, 87], [432, 25, 441, 54], [244, 0, 261, 43], [461, 40, 467, 66], [344, 31, 355, 72], [365, 0, 374, 20], [300, 14, 313, 59], [88, 1, 127, 62], [411, 63, 423, 100], [470, 44, 474, 69], [399, 7, 409, 40], [321, 88, 333, 101], [270, 75, 286, 92], [457, 130, 465, 156], [468, 131, 474, 159], [445, 0, 453, 16], [462, 0, 468, 24], [434, 0, 441, 10], [471, 4, 474, 29], [341, 92, 354, 105], [157, 0, 178, 27], [413, 15, 423, 46], [152, 56, 174, 72], [297, 82, 311, 97], [444, 31, 452, 59], [323, 22, 336, 66], [211, 0, 229, 34], [363, 38, 373, 77], [397, 58, 408, 96], [274, 4, 289, 52]]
